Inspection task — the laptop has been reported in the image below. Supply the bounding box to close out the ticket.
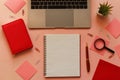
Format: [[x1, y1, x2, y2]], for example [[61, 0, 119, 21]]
[[28, 0, 91, 28]]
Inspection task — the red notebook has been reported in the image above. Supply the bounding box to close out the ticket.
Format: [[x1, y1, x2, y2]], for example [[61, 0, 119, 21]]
[[2, 19, 33, 55], [92, 59, 120, 80]]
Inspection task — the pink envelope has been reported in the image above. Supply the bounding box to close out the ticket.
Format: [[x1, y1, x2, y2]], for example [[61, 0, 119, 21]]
[[90, 36, 109, 55], [106, 19, 120, 39], [4, 0, 26, 14], [16, 61, 37, 80]]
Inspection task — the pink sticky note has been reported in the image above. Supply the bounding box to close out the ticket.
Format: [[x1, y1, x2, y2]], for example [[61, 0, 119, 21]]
[[114, 44, 120, 58], [16, 61, 37, 80], [90, 36, 109, 55], [4, 0, 26, 14], [106, 19, 120, 39]]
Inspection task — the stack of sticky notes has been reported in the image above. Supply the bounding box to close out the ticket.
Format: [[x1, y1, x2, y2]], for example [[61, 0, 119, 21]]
[[106, 19, 120, 39], [2, 19, 33, 55], [4, 0, 26, 14], [16, 61, 37, 80]]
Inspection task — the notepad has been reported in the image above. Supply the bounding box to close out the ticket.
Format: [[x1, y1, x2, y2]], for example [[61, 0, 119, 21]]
[[2, 19, 33, 55], [44, 34, 80, 77], [92, 59, 120, 80], [4, 0, 26, 14], [106, 19, 120, 38], [16, 61, 37, 80]]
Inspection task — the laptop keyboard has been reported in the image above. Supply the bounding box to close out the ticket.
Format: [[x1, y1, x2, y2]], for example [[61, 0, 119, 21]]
[[31, 0, 88, 9]]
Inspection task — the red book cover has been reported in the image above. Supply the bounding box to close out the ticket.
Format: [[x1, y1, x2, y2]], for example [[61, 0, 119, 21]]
[[2, 19, 33, 55], [92, 59, 120, 80]]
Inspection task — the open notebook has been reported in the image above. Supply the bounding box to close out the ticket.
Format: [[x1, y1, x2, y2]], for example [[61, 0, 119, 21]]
[[44, 34, 80, 77], [92, 59, 120, 80]]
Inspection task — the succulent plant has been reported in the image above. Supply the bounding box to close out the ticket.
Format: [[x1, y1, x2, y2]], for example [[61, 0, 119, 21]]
[[98, 2, 113, 16]]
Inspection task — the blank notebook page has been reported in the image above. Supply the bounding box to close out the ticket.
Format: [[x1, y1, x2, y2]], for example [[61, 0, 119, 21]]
[[44, 34, 80, 77]]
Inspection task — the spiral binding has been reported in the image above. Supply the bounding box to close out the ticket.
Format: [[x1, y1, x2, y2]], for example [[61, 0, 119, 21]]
[[44, 36, 46, 76]]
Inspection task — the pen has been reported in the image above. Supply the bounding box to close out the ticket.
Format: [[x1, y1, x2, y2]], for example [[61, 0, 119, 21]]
[[86, 43, 90, 73]]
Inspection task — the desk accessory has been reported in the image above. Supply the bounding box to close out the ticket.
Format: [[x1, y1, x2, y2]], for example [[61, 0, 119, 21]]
[[86, 43, 90, 73], [2, 19, 33, 55], [92, 59, 120, 80], [16, 61, 37, 80], [94, 38, 114, 58], [4, 0, 26, 14], [87, 33, 93, 37], [97, 2, 113, 17], [22, 9, 25, 16], [44, 34, 80, 77], [90, 36, 109, 55], [106, 18, 120, 39], [94, 38, 114, 54], [35, 47, 40, 53]]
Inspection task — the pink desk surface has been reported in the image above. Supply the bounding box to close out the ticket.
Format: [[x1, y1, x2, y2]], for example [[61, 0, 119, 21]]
[[1, 0, 120, 80]]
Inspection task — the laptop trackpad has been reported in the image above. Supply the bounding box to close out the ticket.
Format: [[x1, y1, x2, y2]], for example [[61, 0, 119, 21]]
[[46, 9, 73, 28]]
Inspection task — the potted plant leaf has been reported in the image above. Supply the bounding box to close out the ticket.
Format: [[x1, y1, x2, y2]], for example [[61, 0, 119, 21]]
[[97, 2, 113, 17]]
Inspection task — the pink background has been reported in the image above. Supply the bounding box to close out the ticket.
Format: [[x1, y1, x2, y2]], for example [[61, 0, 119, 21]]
[[1, 0, 120, 80]]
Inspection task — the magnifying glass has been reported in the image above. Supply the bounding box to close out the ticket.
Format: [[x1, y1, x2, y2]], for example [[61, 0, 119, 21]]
[[94, 38, 114, 54]]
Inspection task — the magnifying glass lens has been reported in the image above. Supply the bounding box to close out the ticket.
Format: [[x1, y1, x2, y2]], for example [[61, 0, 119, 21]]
[[95, 39, 105, 50], [94, 38, 115, 54]]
